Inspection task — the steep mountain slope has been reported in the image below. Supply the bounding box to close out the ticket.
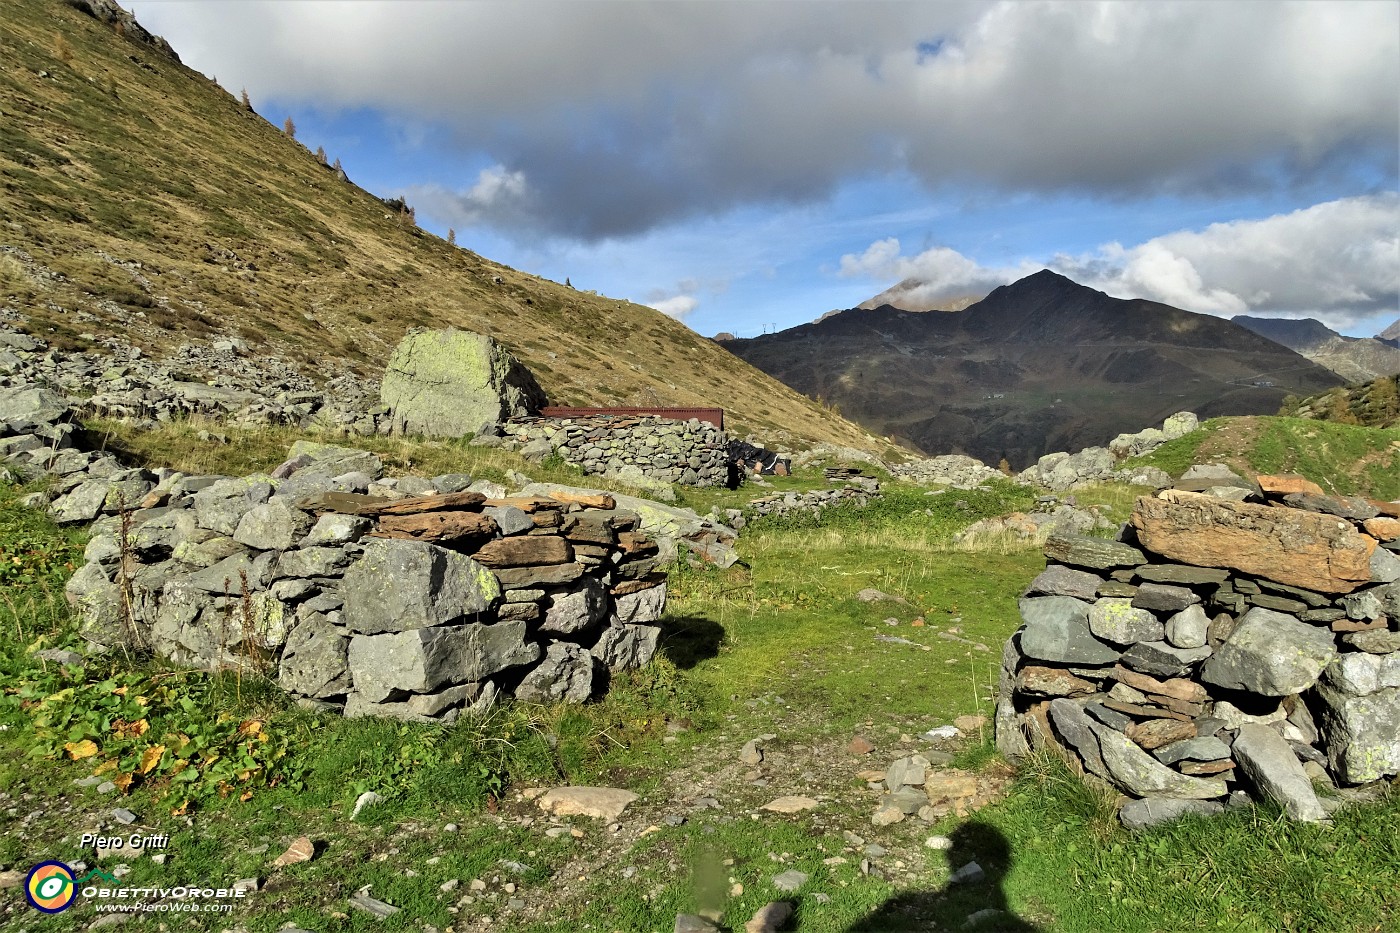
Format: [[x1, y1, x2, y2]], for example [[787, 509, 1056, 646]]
[[1232, 315, 1400, 383], [725, 271, 1344, 468], [0, 0, 889, 454], [1379, 319, 1400, 348]]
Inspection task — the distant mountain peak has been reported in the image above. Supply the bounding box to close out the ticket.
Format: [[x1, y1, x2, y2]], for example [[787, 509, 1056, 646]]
[[1234, 315, 1400, 382]]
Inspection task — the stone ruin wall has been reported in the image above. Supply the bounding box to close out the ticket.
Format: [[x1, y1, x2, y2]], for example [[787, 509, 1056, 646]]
[[502, 414, 729, 487], [996, 474, 1400, 826], [1, 384, 668, 722]]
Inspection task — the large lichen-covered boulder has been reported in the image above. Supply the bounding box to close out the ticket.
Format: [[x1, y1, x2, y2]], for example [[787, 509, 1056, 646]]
[[381, 329, 547, 437]]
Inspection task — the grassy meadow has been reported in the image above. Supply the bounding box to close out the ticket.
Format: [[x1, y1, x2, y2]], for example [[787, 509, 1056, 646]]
[[0, 423, 1396, 932]]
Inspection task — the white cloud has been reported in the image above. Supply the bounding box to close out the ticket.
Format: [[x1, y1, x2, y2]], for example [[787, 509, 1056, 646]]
[[410, 165, 531, 228], [649, 295, 699, 320], [138, 1, 1399, 240], [840, 194, 1400, 329]]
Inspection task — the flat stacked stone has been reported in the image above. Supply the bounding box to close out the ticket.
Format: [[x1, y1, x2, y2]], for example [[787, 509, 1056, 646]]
[[996, 475, 1400, 827]]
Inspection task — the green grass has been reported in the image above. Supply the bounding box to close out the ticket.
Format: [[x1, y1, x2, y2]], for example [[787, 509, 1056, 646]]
[[980, 755, 1400, 933], [1, 451, 1397, 932]]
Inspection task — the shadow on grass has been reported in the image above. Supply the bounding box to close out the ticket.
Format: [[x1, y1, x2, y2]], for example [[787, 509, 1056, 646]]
[[658, 614, 725, 670], [846, 822, 1041, 932]]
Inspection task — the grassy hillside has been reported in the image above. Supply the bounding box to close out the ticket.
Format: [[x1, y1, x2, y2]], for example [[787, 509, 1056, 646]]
[[1280, 377, 1400, 430], [1126, 415, 1400, 500], [0, 0, 890, 454]]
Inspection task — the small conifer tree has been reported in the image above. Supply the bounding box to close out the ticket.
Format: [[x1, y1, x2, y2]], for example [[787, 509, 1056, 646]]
[[282, 116, 296, 138], [332, 157, 343, 173], [315, 145, 327, 164], [240, 88, 252, 110], [447, 228, 456, 246]]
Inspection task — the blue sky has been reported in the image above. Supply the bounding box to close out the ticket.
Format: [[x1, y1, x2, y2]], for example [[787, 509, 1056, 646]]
[[138, 1, 1399, 339]]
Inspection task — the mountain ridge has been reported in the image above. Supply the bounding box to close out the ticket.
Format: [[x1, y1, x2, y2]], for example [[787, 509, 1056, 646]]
[[725, 271, 1344, 468], [1232, 315, 1400, 383]]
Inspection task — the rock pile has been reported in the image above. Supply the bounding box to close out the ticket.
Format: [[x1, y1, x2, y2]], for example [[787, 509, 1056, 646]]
[[2, 384, 668, 721], [502, 413, 729, 488], [1016, 413, 1194, 491], [1, 327, 387, 435], [887, 413, 1191, 494], [951, 496, 1116, 546], [745, 482, 880, 523], [891, 455, 1004, 489], [995, 474, 1400, 825]]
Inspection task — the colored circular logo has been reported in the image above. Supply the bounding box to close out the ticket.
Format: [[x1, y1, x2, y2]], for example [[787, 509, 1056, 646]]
[[25, 861, 77, 913]]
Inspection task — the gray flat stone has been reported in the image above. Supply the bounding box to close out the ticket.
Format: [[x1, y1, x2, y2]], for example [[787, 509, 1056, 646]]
[[1024, 565, 1102, 600], [1120, 797, 1223, 830], [1044, 535, 1145, 570], [1232, 723, 1325, 821], [1019, 596, 1122, 666]]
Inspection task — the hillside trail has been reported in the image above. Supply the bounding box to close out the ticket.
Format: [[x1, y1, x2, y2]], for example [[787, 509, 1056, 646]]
[[445, 692, 1021, 932]]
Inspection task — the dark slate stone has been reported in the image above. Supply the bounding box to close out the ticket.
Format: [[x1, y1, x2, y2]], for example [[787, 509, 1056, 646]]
[[1043, 535, 1145, 571], [1254, 579, 1332, 607], [1248, 593, 1308, 614], [1084, 702, 1133, 731], [1120, 641, 1213, 678], [1132, 582, 1200, 613], [1120, 798, 1223, 830], [1134, 564, 1230, 585], [1048, 699, 1109, 779]]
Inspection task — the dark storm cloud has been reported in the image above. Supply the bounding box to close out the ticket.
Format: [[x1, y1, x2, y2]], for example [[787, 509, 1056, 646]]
[[141, 1, 1399, 241]]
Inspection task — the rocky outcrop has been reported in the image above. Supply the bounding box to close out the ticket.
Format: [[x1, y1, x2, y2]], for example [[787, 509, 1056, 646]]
[[382, 329, 547, 437], [996, 475, 1400, 825]]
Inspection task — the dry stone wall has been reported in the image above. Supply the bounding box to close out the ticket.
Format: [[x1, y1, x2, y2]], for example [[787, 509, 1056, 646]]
[[2, 382, 667, 722], [995, 473, 1400, 826], [502, 414, 729, 488]]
